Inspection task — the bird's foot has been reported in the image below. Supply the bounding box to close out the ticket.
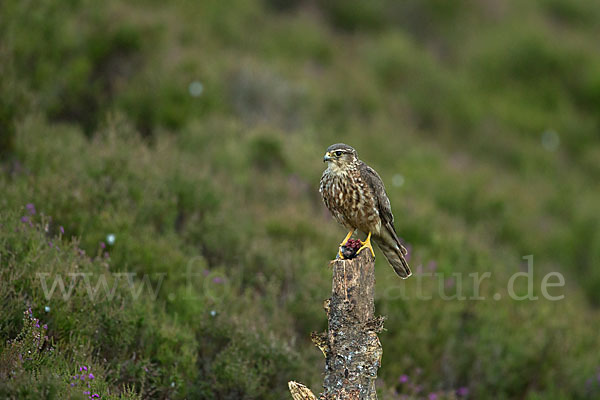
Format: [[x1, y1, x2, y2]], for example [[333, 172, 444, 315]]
[[337, 229, 355, 259], [339, 229, 355, 247], [356, 232, 376, 258]]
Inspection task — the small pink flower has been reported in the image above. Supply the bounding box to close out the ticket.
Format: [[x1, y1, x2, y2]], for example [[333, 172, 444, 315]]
[[89, 373, 94, 380], [59, 226, 65, 234], [399, 374, 409, 383], [404, 244, 412, 261], [427, 261, 437, 272]]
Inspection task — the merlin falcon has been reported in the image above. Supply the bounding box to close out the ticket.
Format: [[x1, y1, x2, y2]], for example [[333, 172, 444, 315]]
[[319, 143, 412, 279]]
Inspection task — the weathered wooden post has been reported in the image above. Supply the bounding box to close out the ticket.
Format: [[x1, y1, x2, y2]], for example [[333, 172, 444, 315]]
[[289, 250, 385, 400]]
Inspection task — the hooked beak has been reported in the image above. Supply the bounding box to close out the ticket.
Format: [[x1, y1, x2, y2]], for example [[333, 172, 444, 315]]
[[323, 152, 333, 162]]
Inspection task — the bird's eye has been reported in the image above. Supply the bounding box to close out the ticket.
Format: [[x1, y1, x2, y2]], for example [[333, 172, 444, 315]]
[[335, 151, 342, 157]]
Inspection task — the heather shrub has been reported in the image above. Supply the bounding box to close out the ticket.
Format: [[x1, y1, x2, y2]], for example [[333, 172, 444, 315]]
[[2, 1, 600, 399]]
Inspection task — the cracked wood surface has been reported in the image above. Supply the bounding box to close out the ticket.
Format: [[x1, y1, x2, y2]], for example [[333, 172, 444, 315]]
[[290, 251, 383, 400]]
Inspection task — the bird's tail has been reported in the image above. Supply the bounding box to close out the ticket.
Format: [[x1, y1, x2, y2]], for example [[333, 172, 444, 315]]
[[375, 237, 411, 279]]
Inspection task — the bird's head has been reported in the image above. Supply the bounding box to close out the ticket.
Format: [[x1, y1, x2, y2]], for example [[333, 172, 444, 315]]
[[323, 143, 358, 173]]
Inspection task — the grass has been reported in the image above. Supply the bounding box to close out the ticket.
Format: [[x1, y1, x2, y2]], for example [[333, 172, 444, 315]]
[[1, 0, 600, 399]]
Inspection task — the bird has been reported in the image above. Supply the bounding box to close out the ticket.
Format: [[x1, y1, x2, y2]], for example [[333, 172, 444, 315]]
[[319, 143, 411, 279]]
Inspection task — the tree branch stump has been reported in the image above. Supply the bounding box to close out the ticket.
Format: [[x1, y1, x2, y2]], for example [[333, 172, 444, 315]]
[[290, 250, 384, 400]]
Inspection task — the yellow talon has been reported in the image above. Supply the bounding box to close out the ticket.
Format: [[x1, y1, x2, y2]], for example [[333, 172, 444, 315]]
[[337, 229, 354, 259], [339, 229, 354, 247], [356, 232, 376, 258]]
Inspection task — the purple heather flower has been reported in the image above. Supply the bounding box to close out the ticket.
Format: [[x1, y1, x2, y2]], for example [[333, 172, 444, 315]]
[[49, 241, 53, 248], [89, 373, 94, 380], [26, 203, 36, 215], [100, 242, 106, 249], [83, 391, 90, 395], [428, 394, 438, 400], [60, 226, 65, 234], [20, 216, 29, 223], [457, 386, 469, 396], [399, 374, 409, 383], [212, 277, 224, 284], [92, 394, 100, 398], [71, 383, 75, 387], [404, 244, 412, 262], [42, 324, 47, 330], [428, 261, 437, 272]]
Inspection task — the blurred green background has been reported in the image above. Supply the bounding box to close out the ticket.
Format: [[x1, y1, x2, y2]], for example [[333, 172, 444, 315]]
[[1, 0, 599, 399]]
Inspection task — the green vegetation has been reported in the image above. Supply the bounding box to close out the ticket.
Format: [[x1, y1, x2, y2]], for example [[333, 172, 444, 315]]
[[1, 0, 599, 399]]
